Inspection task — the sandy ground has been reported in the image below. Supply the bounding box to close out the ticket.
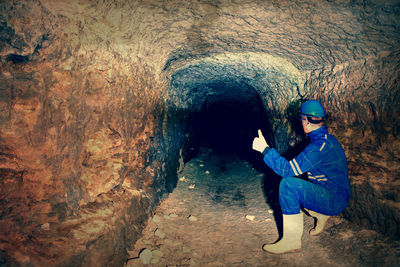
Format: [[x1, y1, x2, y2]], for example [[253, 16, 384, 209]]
[[126, 150, 400, 266]]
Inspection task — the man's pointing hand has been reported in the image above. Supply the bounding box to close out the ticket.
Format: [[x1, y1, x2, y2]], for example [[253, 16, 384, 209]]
[[252, 129, 269, 153]]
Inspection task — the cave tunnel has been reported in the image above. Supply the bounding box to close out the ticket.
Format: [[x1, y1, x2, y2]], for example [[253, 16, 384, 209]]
[[1, 0, 400, 266], [189, 94, 269, 157], [166, 53, 303, 159], [171, 69, 273, 160]]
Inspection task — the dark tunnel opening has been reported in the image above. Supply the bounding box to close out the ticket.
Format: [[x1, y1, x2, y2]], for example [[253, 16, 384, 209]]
[[188, 85, 273, 162], [165, 59, 305, 176], [166, 55, 307, 165]]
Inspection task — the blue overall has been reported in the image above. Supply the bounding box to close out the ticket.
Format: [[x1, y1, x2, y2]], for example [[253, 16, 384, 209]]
[[263, 126, 350, 215]]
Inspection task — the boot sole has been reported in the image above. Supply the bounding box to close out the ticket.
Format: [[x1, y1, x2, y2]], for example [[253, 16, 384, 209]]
[[262, 245, 301, 254]]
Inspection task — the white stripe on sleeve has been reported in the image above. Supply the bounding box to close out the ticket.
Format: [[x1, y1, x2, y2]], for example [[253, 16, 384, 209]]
[[319, 142, 326, 151], [292, 158, 303, 175], [289, 160, 299, 176]]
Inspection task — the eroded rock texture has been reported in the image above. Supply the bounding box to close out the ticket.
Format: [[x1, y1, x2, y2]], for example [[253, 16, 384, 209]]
[[0, 0, 399, 265]]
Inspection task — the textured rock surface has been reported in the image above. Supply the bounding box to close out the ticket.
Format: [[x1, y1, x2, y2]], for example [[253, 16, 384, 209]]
[[0, 0, 399, 265]]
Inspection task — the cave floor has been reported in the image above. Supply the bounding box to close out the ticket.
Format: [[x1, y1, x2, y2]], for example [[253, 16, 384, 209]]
[[126, 150, 400, 266]]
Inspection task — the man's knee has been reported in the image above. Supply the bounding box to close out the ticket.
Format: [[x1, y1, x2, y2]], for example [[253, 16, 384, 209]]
[[279, 177, 298, 194]]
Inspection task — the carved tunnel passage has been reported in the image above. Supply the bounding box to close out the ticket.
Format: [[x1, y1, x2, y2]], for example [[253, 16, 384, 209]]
[[171, 70, 272, 160], [166, 53, 306, 160], [188, 92, 268, 157]]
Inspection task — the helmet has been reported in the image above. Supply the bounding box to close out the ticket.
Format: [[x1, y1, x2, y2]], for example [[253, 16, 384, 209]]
[[300, 100, 326, 118]]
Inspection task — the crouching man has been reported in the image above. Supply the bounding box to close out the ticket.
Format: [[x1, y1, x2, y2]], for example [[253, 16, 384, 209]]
[[252, 100, 350, 254]]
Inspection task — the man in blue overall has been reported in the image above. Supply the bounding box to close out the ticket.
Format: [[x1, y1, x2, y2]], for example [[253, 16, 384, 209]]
[[252, 100, 350, 254]]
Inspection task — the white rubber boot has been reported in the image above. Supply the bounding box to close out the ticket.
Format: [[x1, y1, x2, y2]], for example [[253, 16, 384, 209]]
[[307, 210, 330, 236], [262, 213, 303, 254]]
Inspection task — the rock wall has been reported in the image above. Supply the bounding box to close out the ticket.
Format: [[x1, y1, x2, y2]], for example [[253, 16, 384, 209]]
[[0, 0, 399, 265], [0, 1, 178, 265]]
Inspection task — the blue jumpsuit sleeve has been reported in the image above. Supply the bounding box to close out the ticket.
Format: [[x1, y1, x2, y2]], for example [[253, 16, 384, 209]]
[[263, 143, 324, 177], [263, 148, 297, 177]]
